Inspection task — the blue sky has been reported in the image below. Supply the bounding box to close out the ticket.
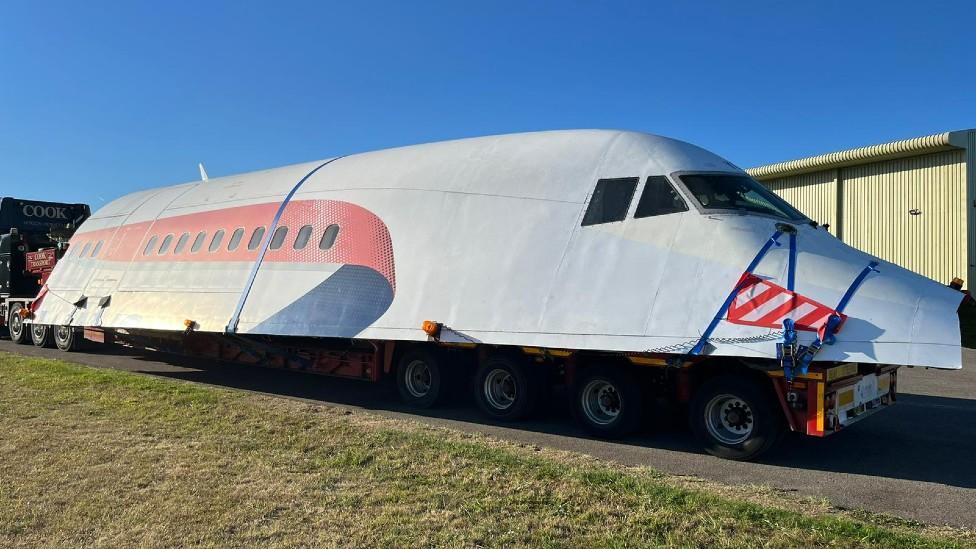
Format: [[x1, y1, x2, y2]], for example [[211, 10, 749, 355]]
[[2, 1, 974, 207]]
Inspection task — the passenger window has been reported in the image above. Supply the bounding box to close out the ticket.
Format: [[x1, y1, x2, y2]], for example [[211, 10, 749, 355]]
[[143, 236, 158, 256], [190, 231, 207, 253], [91, 240, 103, 258], [634, 176, 689, 218], [158, 234, 174, 255], [269, 226, 288, 250], [294, 225, 313, 249], [174, 232, 190, 254], [79, 242, 92, 258], [581, 178, 638, 226], [247, 227, 266, 250], [227, 228, 245, 251], [209, 229, 225, 252], [319, 224, 340, 250]]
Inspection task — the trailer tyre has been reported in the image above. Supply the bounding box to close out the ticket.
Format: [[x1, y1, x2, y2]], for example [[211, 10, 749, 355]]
[[8, 305, 30, 345], [396, 349, 445, 409], [573, 366, 643, 438], [31, 323, 52, 347], [474, 356, 538, 421], [54, 325, 83, 352], [690, 375, 783, 461]]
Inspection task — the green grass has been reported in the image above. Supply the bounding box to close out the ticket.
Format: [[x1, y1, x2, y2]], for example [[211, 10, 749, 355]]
[[0, 352, 972, 548]]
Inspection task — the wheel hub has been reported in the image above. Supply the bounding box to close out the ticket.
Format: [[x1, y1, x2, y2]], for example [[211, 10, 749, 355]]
[[581, 380, 622, 426], [404, 360, 432, 398], [723, 402, 751, 430], [705, 394, 754, 445], [484, 369, 517, 410], [598, 388, 620, 414]]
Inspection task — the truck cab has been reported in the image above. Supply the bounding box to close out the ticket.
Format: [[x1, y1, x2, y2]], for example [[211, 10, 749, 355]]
[[0, 197, 90, 344]]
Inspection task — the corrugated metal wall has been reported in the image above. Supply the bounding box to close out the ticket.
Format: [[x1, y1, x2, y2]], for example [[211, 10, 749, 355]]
[[759, 150, 968, 285], [967, 131, 975, 286], [764, 171, 839, 235], [841, 150, 966, 285]]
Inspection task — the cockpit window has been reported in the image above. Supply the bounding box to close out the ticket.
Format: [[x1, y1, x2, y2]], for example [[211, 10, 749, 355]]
[[582, 178, 638, 226], [635, 176, 688, 218], [679, 173, 806, 221]]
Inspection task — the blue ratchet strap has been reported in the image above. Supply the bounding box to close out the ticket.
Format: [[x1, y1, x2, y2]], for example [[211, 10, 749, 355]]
[[793, 260, 880, 376], [778, 232, 800, 376], [690, 230, 783, 356], [777, 318, 798, 380], [795, 314, 844, 375], [835, 261, 880, 315], [787, 232, 797, 293]]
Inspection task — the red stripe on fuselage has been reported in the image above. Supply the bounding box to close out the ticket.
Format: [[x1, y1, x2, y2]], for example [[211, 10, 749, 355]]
[[68, 200, 396, 289]]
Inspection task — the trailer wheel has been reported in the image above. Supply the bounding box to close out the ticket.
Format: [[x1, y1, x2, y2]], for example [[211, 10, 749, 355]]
[[31, 323, 52, 347], [8, 305, 30, 345], [690, 376, 783, 461], [573, 366, 643, 438], [474, 356, 538, 420], [396, 349, 444, 408], [54, 325, 83, 352]]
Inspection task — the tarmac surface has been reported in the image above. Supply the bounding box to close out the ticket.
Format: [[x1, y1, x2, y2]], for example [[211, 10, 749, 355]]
[[1, 337, 974, 528]]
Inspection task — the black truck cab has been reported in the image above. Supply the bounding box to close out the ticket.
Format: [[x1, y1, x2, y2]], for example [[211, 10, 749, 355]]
[[0, 197, 90, 236], [1, 197, 90, 335]]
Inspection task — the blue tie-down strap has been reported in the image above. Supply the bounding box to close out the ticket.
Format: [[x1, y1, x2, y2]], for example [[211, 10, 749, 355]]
[[817, 313, 845, 347], [795, 314, 843, 375], [787, 232, 797, 292], [796, 341, 820, 375], [777, 318, 798, 380], [690, 230, 783, 356], [835, 261, 880, 314], [787, 261, 879, 380]]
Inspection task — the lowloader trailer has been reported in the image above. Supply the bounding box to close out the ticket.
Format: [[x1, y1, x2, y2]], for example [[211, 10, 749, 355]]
[[18, 131, 966, 460]]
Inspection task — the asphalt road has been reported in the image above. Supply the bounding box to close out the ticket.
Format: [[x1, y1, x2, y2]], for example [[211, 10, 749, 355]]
[[1, 338, 974, 528]]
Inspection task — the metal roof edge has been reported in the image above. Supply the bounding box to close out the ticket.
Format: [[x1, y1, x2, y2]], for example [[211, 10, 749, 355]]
[[948, 128, 976, 149], [747, 130, 973, 180]]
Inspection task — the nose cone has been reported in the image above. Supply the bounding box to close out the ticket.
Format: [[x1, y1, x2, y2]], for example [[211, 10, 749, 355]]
[[787, 225, 963, 369]]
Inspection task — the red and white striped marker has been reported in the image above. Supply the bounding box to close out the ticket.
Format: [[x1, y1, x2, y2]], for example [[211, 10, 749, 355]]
[[726, 274, 845, 332]]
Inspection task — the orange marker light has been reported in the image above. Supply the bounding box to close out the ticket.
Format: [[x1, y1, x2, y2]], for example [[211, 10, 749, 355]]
[[422, 320, 441, 338], [183, 319, 197, 335]]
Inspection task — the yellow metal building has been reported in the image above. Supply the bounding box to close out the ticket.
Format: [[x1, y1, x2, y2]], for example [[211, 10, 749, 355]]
[[747, 129, 976, 287]]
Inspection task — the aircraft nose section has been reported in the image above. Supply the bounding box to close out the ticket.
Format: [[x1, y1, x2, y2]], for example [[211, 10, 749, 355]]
[[788, 226, 964, 369]]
